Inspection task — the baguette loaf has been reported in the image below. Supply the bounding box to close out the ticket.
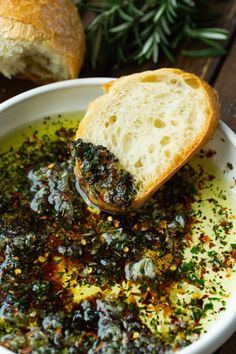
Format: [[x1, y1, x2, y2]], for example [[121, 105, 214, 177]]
[[75, 68, 220, 213], [0, 0, 85, 84]]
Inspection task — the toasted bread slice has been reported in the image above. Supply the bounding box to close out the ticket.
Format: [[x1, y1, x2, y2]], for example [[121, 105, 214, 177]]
[[75, 68, 220, 213]]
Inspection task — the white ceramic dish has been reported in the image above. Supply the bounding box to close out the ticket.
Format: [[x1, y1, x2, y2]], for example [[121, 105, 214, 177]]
[[0, 78, 236, 354]]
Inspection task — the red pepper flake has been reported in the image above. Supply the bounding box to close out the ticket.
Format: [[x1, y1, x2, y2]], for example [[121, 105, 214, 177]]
[[95, 342, 105, 353], [200, 234, 210, 243], [200, 267, 206, 278], [61, 192, 70, 200], [220, 220, 230, 230], [205, 149, 216, 158], [223, 256, 233, 268], [173, 345, 179, 352], [184, 233, 193, 246], [39, 215, 50, 220], [21, 347, 32, 353], [163, 303, 173, 316], [174, 257, 182, 266], [159, 220, 167, 229], [72, 224, 80, 231], [231, 250, 236, 260], [55, 328, 62, 338], [209, 242, 215, 249], [114, 219, 120, 227], [208, 174, 215, 181], [11, 191, 22, 199]]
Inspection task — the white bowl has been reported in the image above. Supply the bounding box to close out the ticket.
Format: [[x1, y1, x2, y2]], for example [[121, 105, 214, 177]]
[[0, 78, 236, 354]]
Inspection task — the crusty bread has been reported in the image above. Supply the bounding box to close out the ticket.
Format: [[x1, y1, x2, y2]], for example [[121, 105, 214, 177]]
[[0, 0, 85, 84], [75, 68, 220, 213]]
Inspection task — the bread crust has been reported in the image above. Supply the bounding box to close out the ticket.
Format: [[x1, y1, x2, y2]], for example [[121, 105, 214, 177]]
[[0, 0, 85, 82], [75, 68, 220, 213]]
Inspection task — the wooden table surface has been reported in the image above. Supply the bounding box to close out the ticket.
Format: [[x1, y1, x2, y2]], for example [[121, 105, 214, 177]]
[[0, 1, 235, 353]]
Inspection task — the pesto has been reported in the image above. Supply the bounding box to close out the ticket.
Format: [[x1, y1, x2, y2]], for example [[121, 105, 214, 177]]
[[71, 139, 137, 209]]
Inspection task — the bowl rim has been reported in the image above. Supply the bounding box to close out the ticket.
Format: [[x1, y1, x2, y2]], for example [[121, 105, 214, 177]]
[[0, 78, 113, 113], [0, 77, 236, 354]]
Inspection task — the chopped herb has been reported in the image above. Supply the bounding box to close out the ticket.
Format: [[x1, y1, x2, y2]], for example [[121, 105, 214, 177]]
[[204, 303, 214, 311], [0, 118, 235, 354], [71, 138, 137, 209], [191, 246, 201, 254]]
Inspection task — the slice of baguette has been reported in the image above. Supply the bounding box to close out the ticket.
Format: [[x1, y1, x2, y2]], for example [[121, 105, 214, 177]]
[[75, 68, 220, 213]]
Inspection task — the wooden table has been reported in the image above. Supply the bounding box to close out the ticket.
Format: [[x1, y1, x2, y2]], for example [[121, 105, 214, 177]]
[[0, 1, 235, 353]]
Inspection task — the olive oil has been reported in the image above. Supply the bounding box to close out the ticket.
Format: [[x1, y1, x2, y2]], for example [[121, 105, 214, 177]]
[[0, 112, 83, 153], [0, 114, 235, 353]]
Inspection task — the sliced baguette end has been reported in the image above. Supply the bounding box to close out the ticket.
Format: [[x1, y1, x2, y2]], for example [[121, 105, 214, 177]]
[[75, 68, 220, 213]]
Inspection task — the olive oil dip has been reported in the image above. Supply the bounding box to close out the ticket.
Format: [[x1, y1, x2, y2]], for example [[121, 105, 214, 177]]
[[0, 113, 235, 354]]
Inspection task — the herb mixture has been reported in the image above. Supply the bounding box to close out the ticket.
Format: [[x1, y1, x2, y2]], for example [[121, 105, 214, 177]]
[[71, 139, 137, 210], [0, 118, 235, 354]]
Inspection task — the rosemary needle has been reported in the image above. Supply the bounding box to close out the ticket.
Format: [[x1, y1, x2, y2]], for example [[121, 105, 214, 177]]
[[75, 0, 228, 70]]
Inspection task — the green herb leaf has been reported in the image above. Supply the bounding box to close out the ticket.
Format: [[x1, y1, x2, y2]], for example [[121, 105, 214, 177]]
[[182, 47, 226, 57], [78, 0, 228, 70]]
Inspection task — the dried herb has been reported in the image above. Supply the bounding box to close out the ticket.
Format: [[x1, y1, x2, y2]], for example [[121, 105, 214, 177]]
[[0, 120, 235, 354]]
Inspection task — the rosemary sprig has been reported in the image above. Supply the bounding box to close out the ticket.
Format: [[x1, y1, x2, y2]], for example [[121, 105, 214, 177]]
[[76, 0, 228, 69]]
